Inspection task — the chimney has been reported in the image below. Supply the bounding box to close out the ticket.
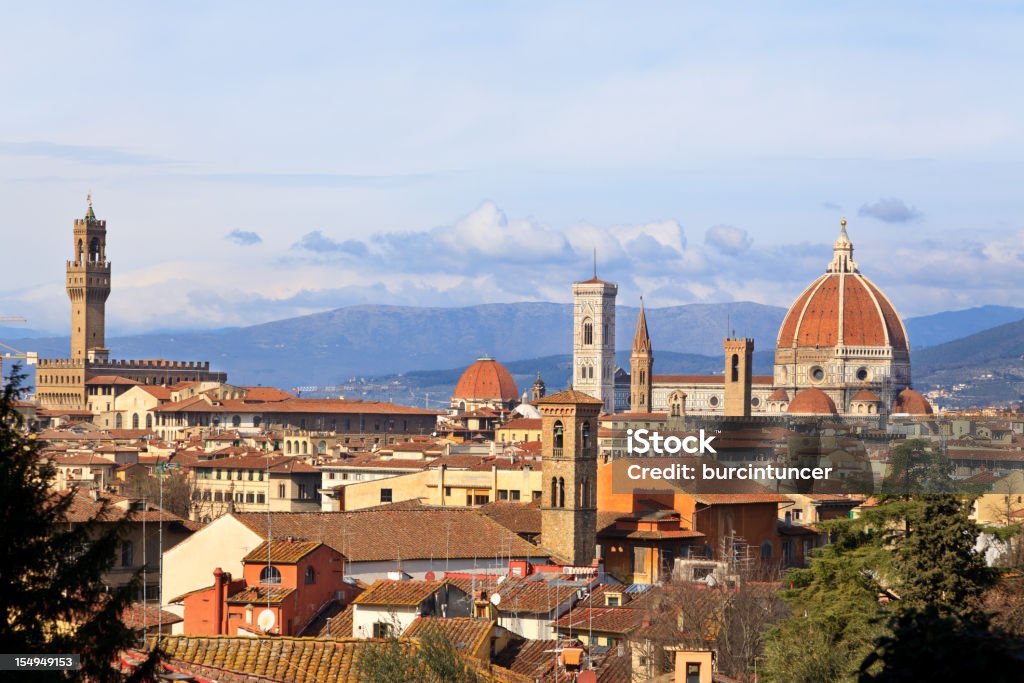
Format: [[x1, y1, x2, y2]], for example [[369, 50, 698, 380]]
[[213, 567, 225, 636]]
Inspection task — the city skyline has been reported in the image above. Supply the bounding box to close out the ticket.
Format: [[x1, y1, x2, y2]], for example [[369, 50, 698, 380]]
[[2, 2, 1023, 333]]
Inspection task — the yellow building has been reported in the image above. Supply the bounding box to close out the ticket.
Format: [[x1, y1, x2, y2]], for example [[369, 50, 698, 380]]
[[495, 418, 542, 445]]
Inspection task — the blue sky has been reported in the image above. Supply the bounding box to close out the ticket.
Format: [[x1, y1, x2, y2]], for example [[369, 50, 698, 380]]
[[2, 2, 1023, 334]]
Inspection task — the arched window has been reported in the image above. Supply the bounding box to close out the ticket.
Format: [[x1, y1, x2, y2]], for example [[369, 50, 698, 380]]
[[253, 416, 262, 428], [132, 413, 139, 429], [553, 421, 564, 450], [603, 322, 608, 344], [305, 566, 316, 584], [77, 239, 83, 262], [581, 421, 591, 449], [89, 237, 100, 262], [286, 441, 292, 454], [580, 477, 588, 507], [318, 440, 327, 455], [551, 477, 558, 507], [145, 414, 153, 429], [583, 320, 593, 345], [731, 354, 739, 382], [558, 477, 565, 508], [260, 566, 282, 585], [639, 371, 645, 384], [232, 415, 241, 428], [121, 540, 134, 567], [115, 413, 123, 429], [302, 441, 308, 455]]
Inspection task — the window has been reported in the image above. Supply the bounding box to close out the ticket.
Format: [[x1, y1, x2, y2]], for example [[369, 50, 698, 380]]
[[253, 416, 262, 428], [856, 367, 869, 381], [235, 493, 244, 502], [236, 470, 243, 480], [145, 414, 153, 429], [510, 490, 521, 501], [553, 421, 564, 449], [121, 540, 134, 567], [305, 566, 316, 584], [686, 663, 701, 683], [583, 321, 593, 345], [498, 489, 509, 501], [278, 484, 286, 498], [258, 470, 264, 481], [257, 493, 265, 504], [606, 595, 620, 607], [373, 622, 393, 639], [214, 491, 223, 502], [260, 566, 282, 584], [232, 415, 241, 428], [551, 477, 558, 507], [215, 469, 222, 480], [132, 413, 139, 429], [532, 491, 542, 500], [245, 493, 255, 504], [380, 488, 393, 503], [444, 486, 452, 497], [558, 477, 565, 508], [811, 366, 825, 382], [474, 494, 489, 505], [299, 484, 308, 499], [731, 353, 739, 382], [248, 469, 254, 481]]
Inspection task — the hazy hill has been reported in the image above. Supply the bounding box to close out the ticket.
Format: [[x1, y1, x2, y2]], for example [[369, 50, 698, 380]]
[[3, 301, 1022, 394]]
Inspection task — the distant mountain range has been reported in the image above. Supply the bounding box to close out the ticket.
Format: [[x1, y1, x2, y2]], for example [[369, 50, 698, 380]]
[[2, 303, 1023, 396]]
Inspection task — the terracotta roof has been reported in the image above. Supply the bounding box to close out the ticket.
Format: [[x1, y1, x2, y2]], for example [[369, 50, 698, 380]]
[[553, 605, 647, 634], [121, 602, 182, 630], [317, 604, 355, 639], [85, 375, 142, 386], [479, 499, 542, 535], [405, 617, 494, 656], [226, 585, 296, 605], [242, 386, 296, 401], [767, 388, 790, 401], [138, 385, 172, 400], [233, 508, 542, 563], [787, 388, 839, 416], [155, 636, 366, 681], [353, 580, 449, 606], [155, 396, 439, 416], [495, 578, 581, 614], [499, 418, 542, 430], [243, 539, 323, 564], [892, 388, 933, 415], [453, 358, 519, 402], [535, 389, 604, 405]]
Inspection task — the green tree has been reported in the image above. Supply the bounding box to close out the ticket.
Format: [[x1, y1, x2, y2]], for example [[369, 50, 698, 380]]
[[357, 621, 479, 683], [0, 369, 161, 682], [880, 439, 954, 495]]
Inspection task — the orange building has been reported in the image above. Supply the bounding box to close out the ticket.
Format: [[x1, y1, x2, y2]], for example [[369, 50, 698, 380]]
[[181, 539, 355, 636]]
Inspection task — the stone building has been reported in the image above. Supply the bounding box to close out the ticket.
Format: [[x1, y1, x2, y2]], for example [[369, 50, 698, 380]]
[[572, 274, 617, 413], [34, 198, 226, 410]]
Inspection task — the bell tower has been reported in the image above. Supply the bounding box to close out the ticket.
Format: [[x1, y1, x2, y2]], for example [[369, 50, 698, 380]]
[[629, 298, 653, 412], [67, 195, 111, 360], [724, 337, 753, 417], [572, 267, 617, 413], [537, 389, 602, 567]]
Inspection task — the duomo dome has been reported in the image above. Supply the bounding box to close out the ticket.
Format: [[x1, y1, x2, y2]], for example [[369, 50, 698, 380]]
[[773, 219, 918, 415]]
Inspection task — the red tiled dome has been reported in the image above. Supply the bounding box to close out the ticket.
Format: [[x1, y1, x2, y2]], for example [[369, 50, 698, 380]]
[[787, 388, 838, 415], [892, 388, 933, 415], [851, 389, 880, 402], [767, 388, 790, 401], [777, 272, 908, 351], [453, 357, 519, 402]]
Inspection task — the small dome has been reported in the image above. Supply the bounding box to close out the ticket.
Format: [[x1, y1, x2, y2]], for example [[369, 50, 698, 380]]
[[767, 388, 790, 401], [787, 388, 838, 416], [453, 357, 518, 402], [851, 389, 880, 402], [892, 388, 933, 415]]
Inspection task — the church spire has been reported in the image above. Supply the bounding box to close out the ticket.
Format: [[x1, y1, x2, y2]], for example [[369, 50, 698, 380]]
[[632, 297, 651, 352], [827, 216, 858, 273]]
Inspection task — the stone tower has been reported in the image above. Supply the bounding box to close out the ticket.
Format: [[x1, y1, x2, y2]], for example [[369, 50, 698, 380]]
[[537, 389, 602, 567], [724, 337, 753, 417], [629, 299, 653, 412], [67, 195, 111, 360], [531, 372, 546, 402], [572, 273, 617, 413]]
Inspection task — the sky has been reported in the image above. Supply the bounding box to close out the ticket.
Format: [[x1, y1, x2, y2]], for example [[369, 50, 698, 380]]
[[2, 2, 1024, 335]]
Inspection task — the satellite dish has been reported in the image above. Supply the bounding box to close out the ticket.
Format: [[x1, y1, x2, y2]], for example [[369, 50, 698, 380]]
[[257, 609, 276, 632], [489, 593, 502, 607]]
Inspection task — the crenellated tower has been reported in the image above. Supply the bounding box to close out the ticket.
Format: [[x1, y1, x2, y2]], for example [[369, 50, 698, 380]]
[[66, 195, 111, 360]]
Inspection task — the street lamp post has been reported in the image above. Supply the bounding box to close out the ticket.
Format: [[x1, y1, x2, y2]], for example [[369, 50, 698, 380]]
[[156, 460, 180, 643]]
